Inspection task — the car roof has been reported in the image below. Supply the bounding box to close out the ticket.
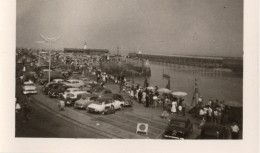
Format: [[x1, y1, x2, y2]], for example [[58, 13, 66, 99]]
[[96, 97, 114, 101], [202, 123, 225, 130], [170, 116, 189, 122], [66, 79, 82, 82], [70, 90, 88, 94], [67, 87, 80, 90]]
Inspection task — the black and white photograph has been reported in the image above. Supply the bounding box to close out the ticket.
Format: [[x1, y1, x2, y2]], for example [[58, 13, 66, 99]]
[[0, 0, 259, 152]]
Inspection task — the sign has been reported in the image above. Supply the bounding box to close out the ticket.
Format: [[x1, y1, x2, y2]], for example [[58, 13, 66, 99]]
[[136, 123, 149, 135]]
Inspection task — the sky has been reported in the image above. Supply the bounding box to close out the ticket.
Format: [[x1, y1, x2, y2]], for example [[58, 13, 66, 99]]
[[16, 0, 243, 57]]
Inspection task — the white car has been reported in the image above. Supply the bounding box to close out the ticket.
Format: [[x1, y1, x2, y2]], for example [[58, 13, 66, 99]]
[[63, 79, 85, 88], [60, 87, 81, 99], [65, 91, 90, 105], [87, 97, 124, 114], [22, 80, 37, 95]]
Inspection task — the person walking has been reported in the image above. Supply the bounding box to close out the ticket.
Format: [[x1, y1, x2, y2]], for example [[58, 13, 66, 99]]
[[23, 102, 31, 122], [230, 122, 240, 139]]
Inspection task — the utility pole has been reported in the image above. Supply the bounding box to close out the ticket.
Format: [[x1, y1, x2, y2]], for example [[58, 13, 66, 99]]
[[117, 46, 119, 56], [39, 34, 61, 83]]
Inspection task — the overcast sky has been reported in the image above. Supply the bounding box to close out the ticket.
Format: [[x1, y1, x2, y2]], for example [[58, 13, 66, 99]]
[[16, 0, 243, 57]]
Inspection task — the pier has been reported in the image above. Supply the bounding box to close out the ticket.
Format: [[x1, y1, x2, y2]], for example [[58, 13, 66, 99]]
[[128, 53, 243, 72]]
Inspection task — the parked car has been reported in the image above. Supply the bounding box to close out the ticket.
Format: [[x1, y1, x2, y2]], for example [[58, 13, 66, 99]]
[[197, 123, 230, 139], [163, 117, 193, 139], [60, 87, 82, 99], [87, 97, 124, 114], [52, 79, 64, 83], [38, 78, 48, 85], [42, 83, 64, 95], [48, 85, 72, 98], [74, 94, 99, 109], [89, 86, 112, 97], [63, 79, 85, 88], [65, 91, 90, 106], [22, 80, 37, 95], [101, 93, 133, 107]]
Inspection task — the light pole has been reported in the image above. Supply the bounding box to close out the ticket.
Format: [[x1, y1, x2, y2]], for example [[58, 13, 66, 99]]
[[39, 34, 61, 83]]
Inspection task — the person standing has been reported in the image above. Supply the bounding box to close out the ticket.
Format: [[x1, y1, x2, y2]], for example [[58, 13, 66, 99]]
[[141, 91, 146, 104], [16, 101, 21, 113], [138, 90, 142, 103], [145, 94, 150, 107], [161, 102, 169, 119], [171, 99, 177, 114], [177, 105, 182, 116], [230, 122, 240, 139], [23, 102, 30, 122], [181, 100, 186, 116]]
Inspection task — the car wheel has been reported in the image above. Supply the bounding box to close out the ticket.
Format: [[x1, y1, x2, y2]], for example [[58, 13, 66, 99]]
[[119, 105, 124, 110], [111, 105, 115, 110]]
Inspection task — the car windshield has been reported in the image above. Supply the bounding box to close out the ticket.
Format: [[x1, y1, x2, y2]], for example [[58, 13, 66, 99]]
[[24, 83, 34, 86], [169, 121, 186, 128], [67, 94, 74, 97]]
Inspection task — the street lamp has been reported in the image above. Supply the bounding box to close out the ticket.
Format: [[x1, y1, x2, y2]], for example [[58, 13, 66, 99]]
[[39, 34, 61, 83]]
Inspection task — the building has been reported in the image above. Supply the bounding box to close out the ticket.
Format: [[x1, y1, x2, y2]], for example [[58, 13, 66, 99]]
[[64, 43, 109, 55], [64, 48, 109, 55]]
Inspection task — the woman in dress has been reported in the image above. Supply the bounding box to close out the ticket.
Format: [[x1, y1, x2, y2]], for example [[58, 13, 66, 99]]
[[141, 91, 146, 104], [161, 101, 169, 119], [171, 98, 177, 114]]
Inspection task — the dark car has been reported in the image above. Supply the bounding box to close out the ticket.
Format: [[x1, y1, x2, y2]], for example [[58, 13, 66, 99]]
[[197, 123, 230, 139], [163, 117, 193, 139], [89, 86, 112, 97], [38, 78, 48, 85], [42, 83, 64, 95], [48, 85, 72, 98]]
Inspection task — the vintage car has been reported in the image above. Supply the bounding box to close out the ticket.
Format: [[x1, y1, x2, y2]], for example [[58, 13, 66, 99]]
[[197, 123, 230, 139], [74, 94, 99, 109], [48, 85, 72, 98], [22, 80, 37, 95], [87, 97, 124, 114], [52, 79, 64, 83], [89, 86, 112, 97], [60, 87, 82, 99], [42, 83, 64, 95], [65, 91, 90, 106], [38, 78, 48, 85], [63, 79, 85, 88], [101, 93, 133, 107], [163, 117, 193, 139]]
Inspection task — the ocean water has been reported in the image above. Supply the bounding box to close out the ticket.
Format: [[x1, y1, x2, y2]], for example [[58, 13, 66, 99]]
[[131, 62, 243, 106]]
